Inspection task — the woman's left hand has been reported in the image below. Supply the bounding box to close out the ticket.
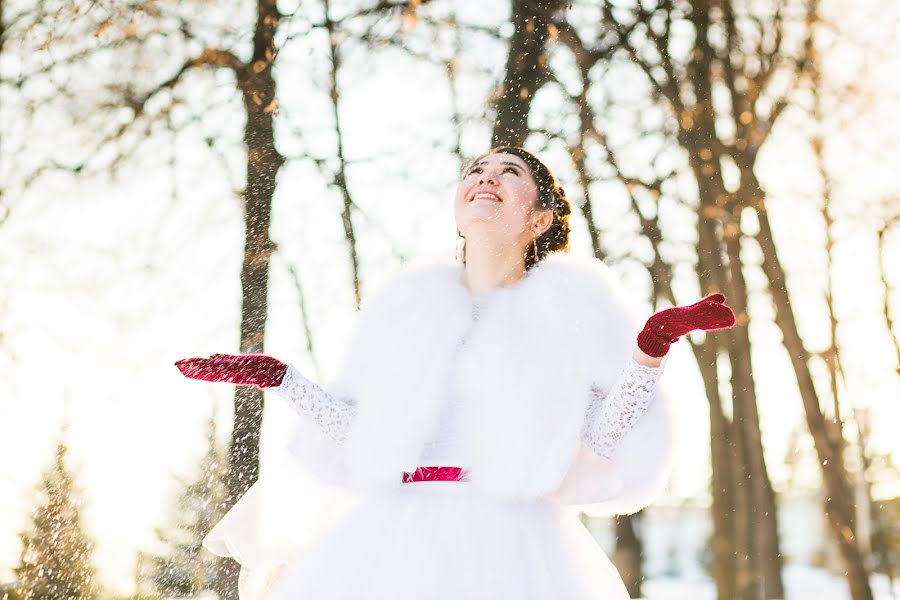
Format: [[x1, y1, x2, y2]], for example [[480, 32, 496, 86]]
[[636, 293, 736, 357]]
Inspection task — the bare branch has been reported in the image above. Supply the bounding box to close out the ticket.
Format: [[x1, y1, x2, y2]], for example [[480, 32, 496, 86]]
[[876, 207, 900, 373]]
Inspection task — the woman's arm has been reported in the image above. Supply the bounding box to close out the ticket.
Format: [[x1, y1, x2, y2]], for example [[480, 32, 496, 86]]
[[633, 345, 664, 368], [581, 292, 736, 459], [174, 353, 357, 445], [271, 364, 358, 445], [580, 349, 666, 460]]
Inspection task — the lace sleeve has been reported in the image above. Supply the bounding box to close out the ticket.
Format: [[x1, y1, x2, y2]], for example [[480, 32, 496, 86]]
[[580, 355, 666, 460], [270, 365, 358, 445]]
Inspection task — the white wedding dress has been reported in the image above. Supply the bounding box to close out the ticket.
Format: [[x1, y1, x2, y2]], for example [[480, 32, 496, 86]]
[[205, 293, 667, 599]]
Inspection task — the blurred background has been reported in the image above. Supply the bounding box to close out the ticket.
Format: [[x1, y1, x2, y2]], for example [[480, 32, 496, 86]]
[[0, 0, 898, 598]]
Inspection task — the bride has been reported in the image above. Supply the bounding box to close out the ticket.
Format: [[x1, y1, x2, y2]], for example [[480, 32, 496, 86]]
[[175, 146, 735, 599]]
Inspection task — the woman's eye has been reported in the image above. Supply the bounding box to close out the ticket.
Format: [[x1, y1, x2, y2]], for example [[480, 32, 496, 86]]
[[465, 165, 518, 176]]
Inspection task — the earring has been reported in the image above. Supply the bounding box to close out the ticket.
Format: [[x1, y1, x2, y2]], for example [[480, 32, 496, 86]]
[[532, 237, 539, 264]]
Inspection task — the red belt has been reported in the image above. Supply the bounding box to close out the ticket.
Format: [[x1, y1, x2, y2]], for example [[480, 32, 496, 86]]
[[401, 466, 468, 483]]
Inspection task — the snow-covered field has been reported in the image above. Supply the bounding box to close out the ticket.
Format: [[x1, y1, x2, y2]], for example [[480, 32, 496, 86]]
[[642, 566, 898, 599]]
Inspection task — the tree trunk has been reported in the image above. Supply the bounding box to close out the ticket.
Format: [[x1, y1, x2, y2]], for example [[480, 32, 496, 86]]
[[703, 349, 738, 600], [218, 1, 284, 597], [613, 513, 644, 598], [490, 0, 565, 147], [323, 0, 363, 307], [747, 167, 874, 600], [679, 35, 786, 589], [691, 166, 784, 599], [687, 134, 764, 598], [723, 219, 786, 599]]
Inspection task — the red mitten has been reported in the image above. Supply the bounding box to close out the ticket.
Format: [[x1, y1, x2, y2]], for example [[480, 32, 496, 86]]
[[174, 353, 288, 388], [636, 293, 736, 357]]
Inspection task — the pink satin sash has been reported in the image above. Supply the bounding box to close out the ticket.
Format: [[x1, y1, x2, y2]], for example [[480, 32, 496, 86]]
[[401, 466, 468, 483]]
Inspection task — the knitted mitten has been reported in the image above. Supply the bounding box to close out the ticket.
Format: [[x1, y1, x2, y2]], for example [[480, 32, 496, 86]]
[[636, 293, 736, 357], [174, 353, 288, 388]]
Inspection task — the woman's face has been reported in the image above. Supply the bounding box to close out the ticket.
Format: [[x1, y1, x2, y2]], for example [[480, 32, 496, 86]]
[[454, 152, 550, 248]]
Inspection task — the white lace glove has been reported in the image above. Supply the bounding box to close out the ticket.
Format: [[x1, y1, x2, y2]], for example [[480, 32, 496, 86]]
[[580, 355, 666, 459], [271, 365, 358, 445]]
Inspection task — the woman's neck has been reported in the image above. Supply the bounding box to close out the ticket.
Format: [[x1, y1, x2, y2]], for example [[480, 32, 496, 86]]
[[462, 242, 528, 294]]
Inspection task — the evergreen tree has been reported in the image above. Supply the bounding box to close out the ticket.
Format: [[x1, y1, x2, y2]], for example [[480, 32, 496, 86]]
[[15, 440, 101, 600], [137, 414, 229, 598]]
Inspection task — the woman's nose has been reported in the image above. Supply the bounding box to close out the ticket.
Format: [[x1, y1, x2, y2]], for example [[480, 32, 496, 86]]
[[478, 172, 498, 185]]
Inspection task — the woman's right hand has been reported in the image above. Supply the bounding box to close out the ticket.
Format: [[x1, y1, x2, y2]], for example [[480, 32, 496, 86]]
[[174, 353, 288, 388]]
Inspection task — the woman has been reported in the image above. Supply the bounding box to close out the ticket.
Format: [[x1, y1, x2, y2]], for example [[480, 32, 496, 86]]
[[175, 146, 735, 599]]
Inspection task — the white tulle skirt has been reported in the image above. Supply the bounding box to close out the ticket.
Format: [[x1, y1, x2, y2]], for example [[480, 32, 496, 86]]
[[240, 477, 629, 600]]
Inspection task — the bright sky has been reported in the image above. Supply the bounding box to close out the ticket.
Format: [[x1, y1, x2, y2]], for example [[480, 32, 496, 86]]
[[0, 0, 898, 595]]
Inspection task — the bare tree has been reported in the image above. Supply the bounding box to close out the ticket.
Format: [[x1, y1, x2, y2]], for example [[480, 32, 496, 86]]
[[558, 0, 877, 597], [0, 1, 292, 596], [1, 1, 432, 594], [546, 6, 786, 598]]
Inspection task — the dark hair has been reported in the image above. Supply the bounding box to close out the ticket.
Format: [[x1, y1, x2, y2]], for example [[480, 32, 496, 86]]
[[458, 146, 572, 270]]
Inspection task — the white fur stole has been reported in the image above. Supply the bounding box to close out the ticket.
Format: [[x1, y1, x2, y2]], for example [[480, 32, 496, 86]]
[[288, 251, 677, 515]]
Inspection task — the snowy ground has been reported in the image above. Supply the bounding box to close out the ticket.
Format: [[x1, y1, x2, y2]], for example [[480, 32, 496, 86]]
[[642, 566, 898, 599]]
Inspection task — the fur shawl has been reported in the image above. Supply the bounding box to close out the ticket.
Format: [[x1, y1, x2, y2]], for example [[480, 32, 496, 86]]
[[288, 251, 677, 515]]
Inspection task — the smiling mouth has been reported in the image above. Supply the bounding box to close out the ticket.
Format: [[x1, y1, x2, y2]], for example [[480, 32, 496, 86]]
[[469, 191, 502, 203]]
